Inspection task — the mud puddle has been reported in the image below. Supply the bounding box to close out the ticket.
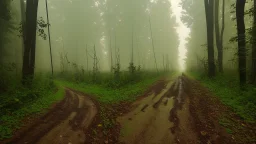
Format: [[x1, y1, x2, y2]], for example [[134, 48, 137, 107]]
[[117, 81, 176, 144], [8, 89, 97, 144], [118, 75, 197, 144]]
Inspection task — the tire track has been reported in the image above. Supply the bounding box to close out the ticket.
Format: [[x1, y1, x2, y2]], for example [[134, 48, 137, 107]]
[[8, 89, 97, 144]]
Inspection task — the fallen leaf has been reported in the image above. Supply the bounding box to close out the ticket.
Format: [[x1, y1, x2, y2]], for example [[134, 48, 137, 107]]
[[201, 131, 207, 136]]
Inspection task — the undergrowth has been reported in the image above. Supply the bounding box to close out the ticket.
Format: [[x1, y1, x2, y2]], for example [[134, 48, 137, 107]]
[[0, 75, 65, 140], [55, 71, 165, 131], [0, 66, 167, 140], [190, 72, 256, 122], [55, 72, 162, 103]]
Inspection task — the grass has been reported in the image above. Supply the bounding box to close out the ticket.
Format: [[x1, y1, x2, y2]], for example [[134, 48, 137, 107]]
[[55, 72, 164, 132], [0, 76, 65, 140], [189, 72, 256, 123], [0, 71, 165, 140], [55, 75, 161, 104]]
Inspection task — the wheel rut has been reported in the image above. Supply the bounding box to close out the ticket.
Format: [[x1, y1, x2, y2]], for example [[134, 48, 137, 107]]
[[8, 88, 97, 144]]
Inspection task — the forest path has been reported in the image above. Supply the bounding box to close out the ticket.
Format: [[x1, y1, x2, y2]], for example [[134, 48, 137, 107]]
[[8, 88, 98, 144], [117, 75, 197, 144], [117, 75, 237, 144]]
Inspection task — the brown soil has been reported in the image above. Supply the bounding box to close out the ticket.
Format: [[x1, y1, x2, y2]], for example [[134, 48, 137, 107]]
[[117, 75, 256, 144], [2, 75, 255, 144], [188, 77, 256, 144], [3, 88, 98, 144], [118, 79, 175, 144], [83, 79, 170, 144]]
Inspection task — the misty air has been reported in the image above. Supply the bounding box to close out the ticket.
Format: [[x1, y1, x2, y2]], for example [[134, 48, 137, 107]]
[[0, 0, 255, 144]]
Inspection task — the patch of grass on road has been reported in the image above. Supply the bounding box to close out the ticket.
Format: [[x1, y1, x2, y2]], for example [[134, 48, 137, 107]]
[[189, 72, 256, 123], [55, 74, 164, 135], [55, 75, 161, 104]]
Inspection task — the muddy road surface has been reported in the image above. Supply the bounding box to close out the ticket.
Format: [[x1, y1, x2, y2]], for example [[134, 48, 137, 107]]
[[3, 75, 254, 144], [8, 89, 97, 144], [118, 76, 197, 144], [117, 75, 245, 144]]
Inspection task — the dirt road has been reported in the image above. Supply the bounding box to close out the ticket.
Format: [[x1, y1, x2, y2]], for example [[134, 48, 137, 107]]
[[117, 76, 198, 144], [117, 75, 255, 144], [3, 75, 255, 144], [8, 89, 97, 144]]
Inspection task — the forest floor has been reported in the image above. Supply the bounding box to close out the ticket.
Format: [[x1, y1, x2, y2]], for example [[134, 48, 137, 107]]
[[1, 75, 256, 144]]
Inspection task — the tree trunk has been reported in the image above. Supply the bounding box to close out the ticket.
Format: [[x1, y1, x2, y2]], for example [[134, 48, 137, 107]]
[[215, 0, 224, 73], [45, 0, 54, 76], [204, 0, 215, 77], [20, 0, 26, 54], [236, 0, 247, 86], [22, 0, 39, 84], [251, 0, 256, 85], [149, 16, 159, 73], [109, 31, 113, 72]]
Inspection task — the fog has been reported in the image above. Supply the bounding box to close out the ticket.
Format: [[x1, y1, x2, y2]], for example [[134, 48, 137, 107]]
[[1, 0, 254, 74], [1, 0, 182, 74]]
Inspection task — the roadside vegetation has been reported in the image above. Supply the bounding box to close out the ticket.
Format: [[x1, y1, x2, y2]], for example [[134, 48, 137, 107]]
[[0, 72, 65, 140], [0, 63, 167, 140], [190, 72, 256, 123]]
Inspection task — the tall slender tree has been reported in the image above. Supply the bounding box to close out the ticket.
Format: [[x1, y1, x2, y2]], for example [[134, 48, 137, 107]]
[[215, 0, 225, 73], [86, 44, 89, 72], [236, 0, 247, 86], [149, 16, 159, 73], [204, 0, 215, 77], [22, 0, 39, 84], [251, 0, 256, 85], [45, 0, 54, 76], [109, 31, 113, 72], [20, 0, 26, 54]]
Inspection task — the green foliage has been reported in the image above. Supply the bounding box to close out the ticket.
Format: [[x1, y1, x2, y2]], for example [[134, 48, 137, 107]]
[[0, 75, 65, 140], [190, 72, 256, 122], [55, 71, 163, 133], [0, 0, 11, 21], [113, 63, 121, 82], [100, 107, 115, 130], [128, 62, 136, 74], [55, 72, 161, 103]]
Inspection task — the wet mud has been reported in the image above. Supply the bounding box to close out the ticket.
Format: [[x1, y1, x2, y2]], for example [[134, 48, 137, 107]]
[[6, 89, 97, 144]]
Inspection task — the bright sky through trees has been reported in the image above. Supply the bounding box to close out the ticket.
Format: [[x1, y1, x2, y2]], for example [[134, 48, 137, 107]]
[[169, 0, 190, 71]]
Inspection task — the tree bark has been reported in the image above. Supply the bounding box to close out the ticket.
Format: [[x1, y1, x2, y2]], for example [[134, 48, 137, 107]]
[[204, 0, 215, 77], [109, 31, 113, 72], [215, 0, 224, 73], [45, 0, 54, 76], [149, 16, 159, 73], [236, 0, 247, 86], [22, 0, 39, 84], [20, 0, 26, 54], [251, 0, 256, 85]]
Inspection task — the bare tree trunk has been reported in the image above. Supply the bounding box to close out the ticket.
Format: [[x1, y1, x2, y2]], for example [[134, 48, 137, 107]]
[[86, 44, 89, 72], [251, 0, 256, 85], [137, 38, 140, 66], [109, 31, 113, 72], [204, 0, 215, 77], [131, 26, 134, 64], [20, 0, 26, 54], [22, 0, 39, 84], [162, 54, 164, 71], [215, 0, 224, 73], [114, 31, 117, 66], [45, 0, 54, 76], [236, 0, 247, 86], [149, 16, 159, 73]]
